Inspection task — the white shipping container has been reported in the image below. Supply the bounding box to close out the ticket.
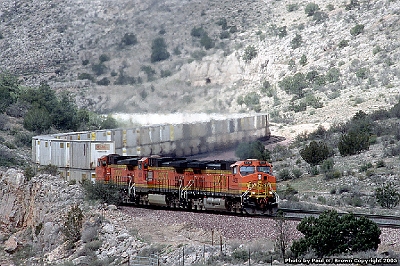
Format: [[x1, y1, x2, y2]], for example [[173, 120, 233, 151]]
[[70, 141, 115, 169], [51, 140, 70, 167]]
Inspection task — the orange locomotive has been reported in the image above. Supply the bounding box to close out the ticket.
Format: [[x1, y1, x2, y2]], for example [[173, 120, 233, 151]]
[[96, 154, 279, 215]]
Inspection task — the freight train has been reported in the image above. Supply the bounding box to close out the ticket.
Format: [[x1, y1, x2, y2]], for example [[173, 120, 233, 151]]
[[95, 154, 279, 215]]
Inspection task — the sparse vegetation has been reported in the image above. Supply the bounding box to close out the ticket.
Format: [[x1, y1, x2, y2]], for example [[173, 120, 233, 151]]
[[242, 45, 257, 62]]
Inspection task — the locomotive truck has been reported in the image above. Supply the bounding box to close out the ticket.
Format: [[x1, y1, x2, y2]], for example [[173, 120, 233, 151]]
[[95, 154, 279, 215]]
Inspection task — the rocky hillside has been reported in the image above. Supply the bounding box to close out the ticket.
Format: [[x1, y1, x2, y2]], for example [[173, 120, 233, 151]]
[[0, 0, 399, 124]]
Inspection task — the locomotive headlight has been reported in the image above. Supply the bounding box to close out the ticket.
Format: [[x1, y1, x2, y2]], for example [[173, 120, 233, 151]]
[[258, 174, 261, 180], [269, 191, 273, 195]]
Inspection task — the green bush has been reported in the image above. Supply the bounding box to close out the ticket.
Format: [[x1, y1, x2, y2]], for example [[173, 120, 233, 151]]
[[287, 4, 299, 12], [278, 168, 292, 181], [338, 131, 370, 156], [78, 73, 95, 82], [313, 11, 328, 23], [200, 33, 215, 50], [355, 67, 369, 79], [151, 37, 170, 63], [97, 77, 110, 86], [279, 73, 308, 97], [345, 0, 360, 10], [325, 67, 340, 83], [62, 205, 84, 245], [291, 33, 302, 49], [141, 65, 156, 81], [299, 54, 307, 66], [191, 26, 206, 38], [375, 183, 400, 209], [99, 54, 110, 63], [219, 31, 230, 39], [338, 39, 349, 48], [114, 70, 136, 85], [235, 140, 270, 161], [350, 24, 364, 36], [23, 107, 52, 133], [216, 17, 228, 30], [121, 33, 138, 46], [300, 141, 330, 166], [243, 45, 257, 62], [0, 72, 20, 113], [305, 3, 319, 16], [92, 63, 107, 76], [291, 210, 381, 257], [81, 179, 122, 205]]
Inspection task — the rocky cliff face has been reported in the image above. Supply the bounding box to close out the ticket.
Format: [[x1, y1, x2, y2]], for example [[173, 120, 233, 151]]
[[0, 169, 84, 264]]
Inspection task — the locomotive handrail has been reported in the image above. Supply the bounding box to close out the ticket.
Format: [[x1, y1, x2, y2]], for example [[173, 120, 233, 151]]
[[181, 180, 195, 200]]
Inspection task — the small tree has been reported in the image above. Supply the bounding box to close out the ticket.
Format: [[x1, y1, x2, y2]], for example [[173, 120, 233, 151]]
[[62, 205, 84, 245], [291, 210, 381, 257], [291, 34, 302, 49], [300, 141, 330, 166], [151, 37, 170, 63], [235, 140, 270, 161], [338, 131, 369, 156], [350, 24, 364, 36], [275, 211, 290, 258], [305, 3, 319, 16], [243, 45, 257, 62], [375, 183, 400, 209]]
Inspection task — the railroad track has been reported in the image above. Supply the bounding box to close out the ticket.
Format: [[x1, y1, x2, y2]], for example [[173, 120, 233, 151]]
[[279, 208, 400, 228]]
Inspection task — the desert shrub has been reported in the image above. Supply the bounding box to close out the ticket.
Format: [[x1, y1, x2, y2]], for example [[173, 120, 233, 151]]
[[141, 65, 156, 81], [375, 183, 400, 209], [219, 30, 230, 39], [0, 72, 20, 113], [313, 11, 328, 23], [376, 160, 385, 168], [299, 54, 307, 66], [278, 168, 292, 181], [92, 63, 107, 76], [320, 158, 334, 173], [338, 132, 370, 156], [279, 73, 308, 97], [243, 92, 260, 110], [291, 210, 380, 257], [160, 69, 172, 77], [121, 33, 137, 46], [289, 101, 307, 113], [287, 4, 299, 12], [355, 67, 369, 79], [324, 170, 341, 180], [283, 184, 298, 200], [338, 39, 349, 48], [81, 179, 122, 205], [229, 25, 238, 33], [305, 3, 319, 16], [235, 140, 270, 161], [291, 34, 302, 49], [62, 205, 84, 245], [271, 144, 292, 161], [243, 45, 257, 62], [0, 148, 20, 166], [359, 162, 373, 172], [325, 67, 340, 83], [350, 24, 364, 36], [345, 0, 360, 10], [370, 109, 390, 120], [191, 26, 206, 37], [151, 37, 170, 63], [326, 4, 335, 11], [24, 165, 35, 180], [78, 73, 95, 82], [14, 132, 34, 147], [292, 168, 303, 179], [40, 164, 59, 175], [216, 17, 228, 30], [372, 45, 382, 55], [23, 107, 52, 133], [200, 33, 215, 50], [96, 77, 110, 86], [99, 54, 110, 63], [114, 70, 136, 85], [300, 141, 330, 166]]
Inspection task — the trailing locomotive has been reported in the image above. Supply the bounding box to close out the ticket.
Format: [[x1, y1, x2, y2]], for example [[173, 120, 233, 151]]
[[95, 154, 279, 215]]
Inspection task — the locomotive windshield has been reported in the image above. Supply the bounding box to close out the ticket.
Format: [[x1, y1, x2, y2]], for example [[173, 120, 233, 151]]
[[240, 166, 255, 176], [257, 166, 270, 174]]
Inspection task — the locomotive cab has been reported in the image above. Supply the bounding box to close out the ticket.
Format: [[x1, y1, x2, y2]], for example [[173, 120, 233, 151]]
[[231, 159, 278, 214]]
